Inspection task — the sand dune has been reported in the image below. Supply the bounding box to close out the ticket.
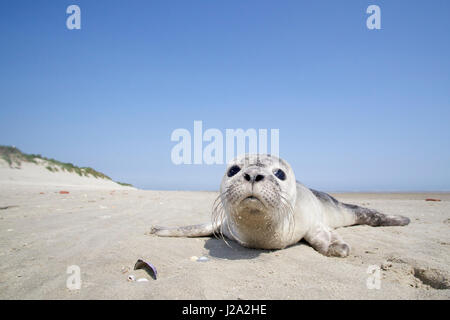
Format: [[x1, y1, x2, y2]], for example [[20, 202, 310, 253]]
[[0, 158, 134, 190]]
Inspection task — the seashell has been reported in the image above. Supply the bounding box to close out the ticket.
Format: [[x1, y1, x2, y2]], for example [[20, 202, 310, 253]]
[[197, 256, 209, 262], [127, 275, 136, 282], [134, 259, 157, 280]]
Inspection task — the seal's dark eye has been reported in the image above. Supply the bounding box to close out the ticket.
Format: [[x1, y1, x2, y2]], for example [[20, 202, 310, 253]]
[[227, 165, 241, 177], [273, 169, 286, 181]]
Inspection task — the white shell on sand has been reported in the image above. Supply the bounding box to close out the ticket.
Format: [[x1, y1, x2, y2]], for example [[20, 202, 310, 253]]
[[197, 256, 209, 262]]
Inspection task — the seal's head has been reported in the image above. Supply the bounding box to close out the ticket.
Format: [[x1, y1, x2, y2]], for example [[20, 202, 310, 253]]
[[213, 154, 297, 247]]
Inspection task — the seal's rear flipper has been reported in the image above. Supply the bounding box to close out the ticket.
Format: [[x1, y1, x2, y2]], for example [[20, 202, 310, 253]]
[[149, 223, 215, 237], [343, 204, 410, 227], [310, 188, 410, 228]]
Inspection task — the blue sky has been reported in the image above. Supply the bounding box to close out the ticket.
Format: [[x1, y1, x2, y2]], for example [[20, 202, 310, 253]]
[[1, 0, 449, 191]]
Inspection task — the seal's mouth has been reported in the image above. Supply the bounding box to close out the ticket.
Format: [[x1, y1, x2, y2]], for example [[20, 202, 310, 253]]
[[240, 195, 266, 209], [242, 195, 262, 203]]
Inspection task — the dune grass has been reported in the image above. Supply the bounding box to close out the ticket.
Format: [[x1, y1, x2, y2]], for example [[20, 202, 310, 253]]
[[0, 145, 133, 186], [116, 181, 133, 187]]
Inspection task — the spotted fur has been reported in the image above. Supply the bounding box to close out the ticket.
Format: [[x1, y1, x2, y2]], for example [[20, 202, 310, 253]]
[[149, 154, 410, 257]]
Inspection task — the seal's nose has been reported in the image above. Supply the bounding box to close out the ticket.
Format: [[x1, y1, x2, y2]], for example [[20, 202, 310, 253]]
[[243, 172, 265, 183]]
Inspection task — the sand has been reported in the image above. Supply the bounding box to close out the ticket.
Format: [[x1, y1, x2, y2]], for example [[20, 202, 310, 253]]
[[0, 161, 449, 299]]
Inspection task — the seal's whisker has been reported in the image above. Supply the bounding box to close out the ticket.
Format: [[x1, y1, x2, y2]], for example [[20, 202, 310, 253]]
[[225, 206, 247, 247], [280, 193, 295, 240], [212, 194, 225, 239], [211, 188, 232, 244]]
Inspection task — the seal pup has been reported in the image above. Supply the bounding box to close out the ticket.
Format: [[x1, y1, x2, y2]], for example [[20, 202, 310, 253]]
[[150, 154, 410, 257]]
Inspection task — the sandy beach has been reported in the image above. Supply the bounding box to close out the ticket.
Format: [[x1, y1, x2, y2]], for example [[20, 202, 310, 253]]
[[1, 163, 449, 299], [2, 0, 450, 303]]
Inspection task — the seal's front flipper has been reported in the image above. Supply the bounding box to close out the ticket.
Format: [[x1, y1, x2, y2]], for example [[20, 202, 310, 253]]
[[304, 224, 350, 258], [149, 223, 215, 238]]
